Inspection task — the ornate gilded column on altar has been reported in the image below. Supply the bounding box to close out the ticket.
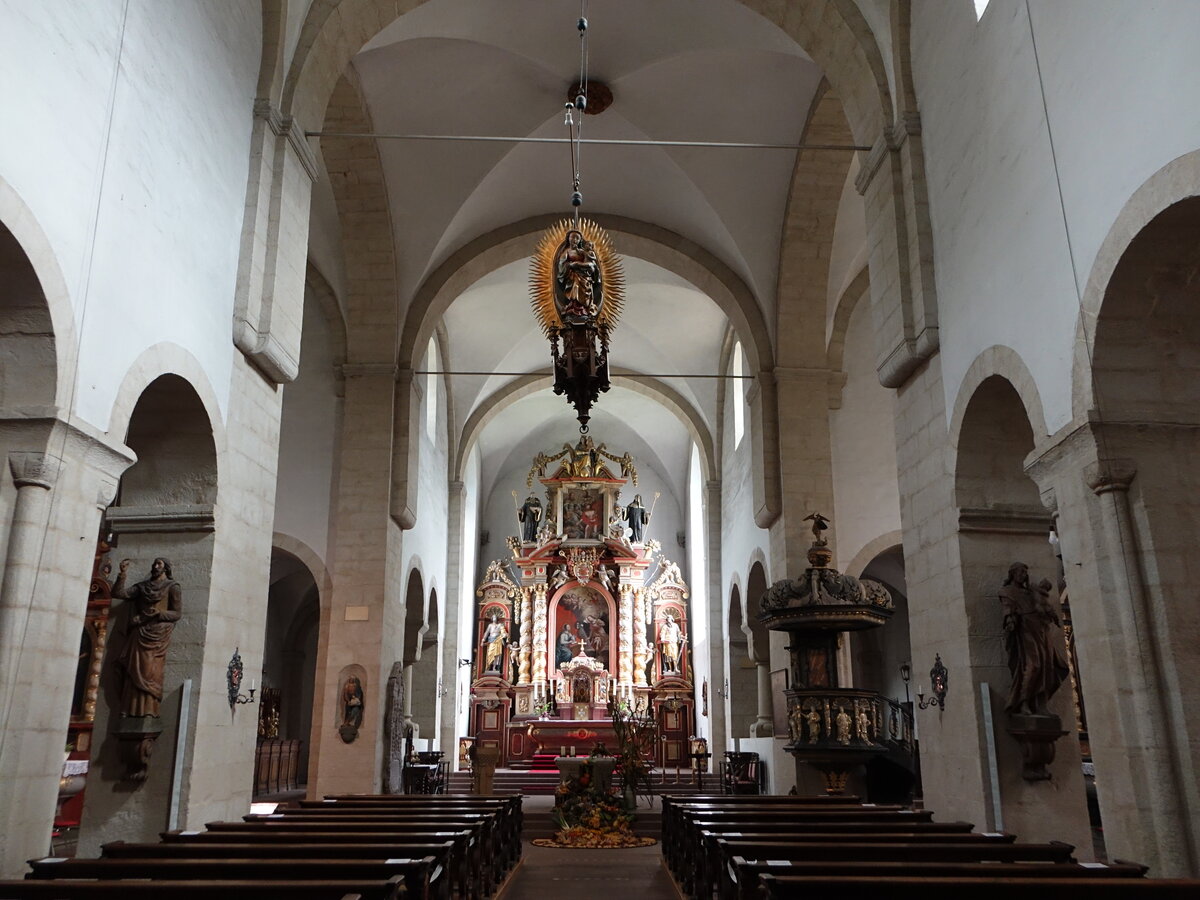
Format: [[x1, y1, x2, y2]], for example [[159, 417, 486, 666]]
[[618, 583, 634, 687], [632, 586, 647, 687], [517, 586, 534, 685], [531, 582, 548, 688]]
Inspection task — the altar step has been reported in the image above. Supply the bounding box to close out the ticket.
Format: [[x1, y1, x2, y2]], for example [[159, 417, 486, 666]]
[[445, 768, 724, 796]]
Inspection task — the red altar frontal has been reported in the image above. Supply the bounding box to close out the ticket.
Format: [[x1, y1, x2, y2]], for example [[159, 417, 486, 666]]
[[468, 438, 695, 768]]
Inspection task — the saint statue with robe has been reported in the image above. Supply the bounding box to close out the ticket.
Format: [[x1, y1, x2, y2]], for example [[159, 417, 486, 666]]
[[112, 557, 182, 718]]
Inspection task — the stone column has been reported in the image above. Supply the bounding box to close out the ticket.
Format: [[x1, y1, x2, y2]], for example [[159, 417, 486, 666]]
[[618, 584, 634, 688], [632, 586, 647, 687], [518, 586, 533, 685], [439, 481, 466, 755], [705, 478, 727, 752], [402, 663, 417, 739], [531, 583, 548, 688], [0, 452, 59, 723], [750, 662, 774, 737]]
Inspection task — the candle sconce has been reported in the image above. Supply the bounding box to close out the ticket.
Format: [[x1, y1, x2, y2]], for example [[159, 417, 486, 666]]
[[715, 678, 730, 700], [914, 655, 948, 711], [227, 648, 256, 708]]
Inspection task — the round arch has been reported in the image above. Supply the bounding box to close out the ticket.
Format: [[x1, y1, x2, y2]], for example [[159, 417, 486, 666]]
[[282, 0, 890, 149], [453, 370, 716, 483], [1073, 148, 1200, 419], [949, 345, 1049, 452], [548, 581, 617, 677], [0, 175, 77, 411], [844, 529, 904, 580], [400, 213, 775, 376]]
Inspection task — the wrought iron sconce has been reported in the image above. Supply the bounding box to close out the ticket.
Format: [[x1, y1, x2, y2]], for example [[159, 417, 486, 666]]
[[226, 648, 256, 709], [714, 678, 730, 700], [436, 679, 448, 698], [914, 654, 948, 711]]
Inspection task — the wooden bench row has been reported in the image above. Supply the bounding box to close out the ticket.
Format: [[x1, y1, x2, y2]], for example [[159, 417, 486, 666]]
[[659, 795, 1200, 899], [0, 793, 523, 900]]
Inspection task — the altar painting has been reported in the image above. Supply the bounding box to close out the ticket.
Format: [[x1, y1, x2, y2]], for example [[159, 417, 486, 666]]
[[562, 488, 603, 540], [552, 585, 611, 672]]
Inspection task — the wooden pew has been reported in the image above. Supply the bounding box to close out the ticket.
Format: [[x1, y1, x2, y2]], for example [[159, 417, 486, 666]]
[[26, 856, 438, 900], [0, 878, 403, 899], [165, 827, 483, 899], [668, 806, 936, 876], [692, 829, 1012, 899], [725, 859, 1147, 900], [274, 801, 520, 870], [103, 841, 458, 899], [758, 873, 1200, 899]]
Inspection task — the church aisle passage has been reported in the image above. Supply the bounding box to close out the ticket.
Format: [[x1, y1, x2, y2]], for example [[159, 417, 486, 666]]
[[500, 843, 679, 900]]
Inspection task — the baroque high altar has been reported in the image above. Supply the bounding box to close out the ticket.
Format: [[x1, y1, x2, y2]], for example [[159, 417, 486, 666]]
[[469, 437, 693, 768]]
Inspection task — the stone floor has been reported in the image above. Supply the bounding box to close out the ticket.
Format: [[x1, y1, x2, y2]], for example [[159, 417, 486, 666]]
[[498, 842, 679, 900]]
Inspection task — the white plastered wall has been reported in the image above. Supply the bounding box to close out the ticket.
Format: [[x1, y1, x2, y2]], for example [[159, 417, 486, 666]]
[[0, 0, 261, 429], [912, 0, 1200, 432]]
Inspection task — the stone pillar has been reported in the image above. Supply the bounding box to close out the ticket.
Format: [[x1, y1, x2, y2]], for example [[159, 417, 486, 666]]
[[0, 452, 59, 723], [531, 583, 548, 689], [518, 586, 533, 685], [401, 663, 417, 739], [618, 584, 634, 688], [751, 662, 774, 737], [308, 363, 396, 798], [632, 587, 647, 687], [705, 479, 727, 753], [0, 419, 133, 877]]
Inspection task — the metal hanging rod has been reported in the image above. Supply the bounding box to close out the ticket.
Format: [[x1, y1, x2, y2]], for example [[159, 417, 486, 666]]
[[306, 131, 870, 152], [414, 370, 754, 379]]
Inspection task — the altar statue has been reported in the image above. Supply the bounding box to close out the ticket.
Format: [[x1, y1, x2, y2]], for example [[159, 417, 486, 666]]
[[624, 494, 650, 543], [659, 612, 683, 675], [1000, 562, 1069, 715], [518, 494, 542, 543], [113, 557, 182, 718], [482, 614, 508, 674]]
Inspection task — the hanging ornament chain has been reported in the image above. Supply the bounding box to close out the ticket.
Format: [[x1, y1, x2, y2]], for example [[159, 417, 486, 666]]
[[564, 0, 590, 225]]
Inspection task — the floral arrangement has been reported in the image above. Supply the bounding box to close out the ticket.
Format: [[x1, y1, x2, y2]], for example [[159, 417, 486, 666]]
[[607, 698, 659, 807], [535, 762, 654, 849]]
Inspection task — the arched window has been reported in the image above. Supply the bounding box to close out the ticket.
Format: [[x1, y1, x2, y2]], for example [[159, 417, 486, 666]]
[[973, 0, 991, 20], [425, 338, 438, 440], [732, 341, 745, 449]]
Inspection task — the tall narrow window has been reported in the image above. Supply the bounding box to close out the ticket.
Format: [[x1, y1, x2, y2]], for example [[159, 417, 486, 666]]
[[425, 338, 438, 440], [973, 0, 991, 20], [732, 342, 745, 449]]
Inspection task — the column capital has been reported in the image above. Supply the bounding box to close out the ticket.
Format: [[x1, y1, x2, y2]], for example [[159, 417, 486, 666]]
[[1085, 459, 1137, 496], [8, 451, 59, 489]]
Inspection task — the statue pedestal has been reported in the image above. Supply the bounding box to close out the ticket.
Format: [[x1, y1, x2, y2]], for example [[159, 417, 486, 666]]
[[472, 745, 500, 794], [114, 715, 164, 783], [554, 755, 616, 800], [1007, 712, 1067, 781]]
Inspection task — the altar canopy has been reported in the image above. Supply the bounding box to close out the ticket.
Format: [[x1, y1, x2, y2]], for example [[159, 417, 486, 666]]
[[469, 438, 693, 766]]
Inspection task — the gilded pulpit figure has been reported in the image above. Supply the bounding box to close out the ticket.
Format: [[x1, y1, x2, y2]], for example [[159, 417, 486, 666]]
[[113, 557, 181, 717], [1000, 562, 1070, 715]]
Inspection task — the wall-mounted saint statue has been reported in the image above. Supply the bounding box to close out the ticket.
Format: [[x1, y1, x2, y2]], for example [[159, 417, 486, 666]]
[[113, 557, 181, 718], [1000, 562, 1070, 715], [339, 674, 364, 743], [624, 494, 650, 543]]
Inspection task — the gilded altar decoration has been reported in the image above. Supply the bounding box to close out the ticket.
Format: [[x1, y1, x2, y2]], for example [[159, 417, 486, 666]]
[[529, 218, 625, 430], [470, 438, 695, 772]]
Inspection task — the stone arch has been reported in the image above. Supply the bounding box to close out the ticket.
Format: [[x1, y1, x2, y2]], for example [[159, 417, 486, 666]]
[[847, 540, 910, 702], [106, 344, 227, 453], [453, 371, 716, 483], [1074, 148, 1200, 419], [283, 0, 890, 149], [80, 373, 219, 850], [844, 528, 903, 580], [950, 346, 1049, 452], [305, 261, 348, 372], [263, 542, 322, 788], [401, 567, 427, 663], [0, 176, 75, 412], [726, 584, 756, 739], [744, 559, 770, 664], [410, 587, 440, 742], [401, 214, 774, 375]]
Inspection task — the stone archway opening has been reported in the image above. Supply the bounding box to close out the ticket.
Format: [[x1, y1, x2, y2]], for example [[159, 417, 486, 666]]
[[726, 586, 756, 740], [79, 374, 217, 852], [258, 547, 320, 795], [0, 219, 56, 409], [410, 588, 440, 748]]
